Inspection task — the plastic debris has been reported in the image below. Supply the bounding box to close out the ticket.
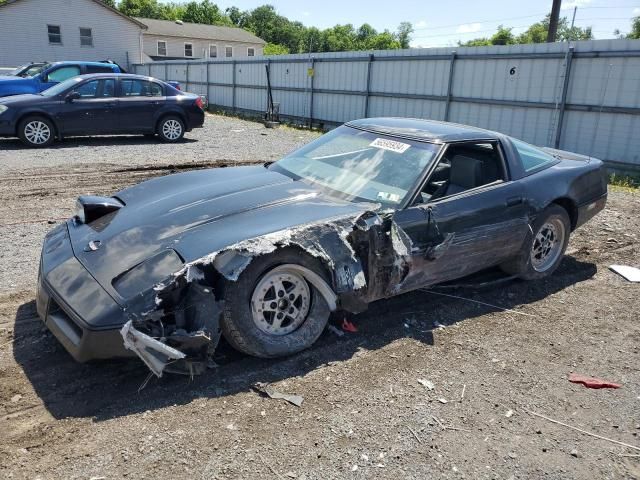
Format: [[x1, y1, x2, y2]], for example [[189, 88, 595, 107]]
[[609, 265, 640, 282], [417, 379, 435, 391], [438, 398, 448, 404], [253, 382, 304, 407], [341, 318, 358, 333], [326, 324, 345, 337], [568, 373, 621, 389]]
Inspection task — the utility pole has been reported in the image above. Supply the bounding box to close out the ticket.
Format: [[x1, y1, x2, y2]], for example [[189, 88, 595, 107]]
[[547, 0, 562, 42], [570, 6, 577, 29]]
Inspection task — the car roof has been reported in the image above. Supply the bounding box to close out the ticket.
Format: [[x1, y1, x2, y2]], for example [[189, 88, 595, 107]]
[[346, 117, 502, 143], [72, 73, 165, 81], [48, 61, 119, 68]]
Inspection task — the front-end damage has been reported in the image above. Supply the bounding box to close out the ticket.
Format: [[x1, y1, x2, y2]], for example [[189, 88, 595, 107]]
[[119, 209, 422, 377]]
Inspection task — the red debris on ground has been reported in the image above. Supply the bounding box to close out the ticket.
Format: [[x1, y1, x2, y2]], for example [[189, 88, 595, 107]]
[[568, 373, 621, 389], [341, 318, 358, 333]]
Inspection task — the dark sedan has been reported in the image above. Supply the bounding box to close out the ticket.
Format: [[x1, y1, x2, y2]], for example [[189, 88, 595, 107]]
[[35, 118, 608, 376], [0, 73, 205, 147]]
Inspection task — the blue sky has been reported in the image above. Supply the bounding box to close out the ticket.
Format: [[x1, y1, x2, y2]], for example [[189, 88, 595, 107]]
[[168, 0, 640, 47]]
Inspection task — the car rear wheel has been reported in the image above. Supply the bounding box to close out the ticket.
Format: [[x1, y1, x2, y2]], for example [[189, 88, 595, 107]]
[[500, 204, 571, 280], [18, 116, 55, 148], [221, 249, 331, 358], [157, 116, 185, 143]]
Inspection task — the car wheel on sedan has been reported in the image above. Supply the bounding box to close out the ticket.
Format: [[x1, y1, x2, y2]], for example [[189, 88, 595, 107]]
[[501, 204, 571, 280], [157, 115, 185, 143], [221, 248, 331, 358], [18, 116, 55, 148]]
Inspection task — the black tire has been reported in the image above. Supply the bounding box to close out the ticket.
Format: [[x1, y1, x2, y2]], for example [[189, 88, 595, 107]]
[[157, 115, 185, 143], [18, 116, 55, 148], [221, 248, 331, 358], [500, 204, 571, 280]]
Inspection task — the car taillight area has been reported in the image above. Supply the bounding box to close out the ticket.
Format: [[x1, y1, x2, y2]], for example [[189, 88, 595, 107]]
[[195, 96, 204, 110]]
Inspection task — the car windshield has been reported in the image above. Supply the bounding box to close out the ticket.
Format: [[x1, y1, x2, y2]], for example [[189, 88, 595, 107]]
[[9, 63, 48, 77], [270, 126, 441, 207], [40, 76, 84, 97]]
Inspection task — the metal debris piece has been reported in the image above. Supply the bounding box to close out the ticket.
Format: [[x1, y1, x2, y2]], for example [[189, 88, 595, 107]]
[[253, 382, 303, 407], [568, 373, 622, 389], [609, 265, 640, 282], [326, 324, 345, 337], [417, 379, 435, 390], [120, 321, 186, 377]]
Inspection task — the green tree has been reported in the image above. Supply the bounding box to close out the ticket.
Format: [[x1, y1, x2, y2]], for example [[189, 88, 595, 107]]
[[490, 25, 515, 45], [100, 0, 116, 7], [263, 43, 290, 55], [181, 0, 230, 25], [118, 0, 162, 18], [626, 16, 640, 39], [396, 21, 414, 49]]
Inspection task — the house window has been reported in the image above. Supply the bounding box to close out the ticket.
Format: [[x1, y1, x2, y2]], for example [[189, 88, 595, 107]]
[[48, 25, 62, 44], [184, 43, 193, 57], [247, 47, 255, 57], [209, 44, 217, 58], [79, 28, 93, 47], [157, 41, 167, 56], [225, 46, 233, 57]]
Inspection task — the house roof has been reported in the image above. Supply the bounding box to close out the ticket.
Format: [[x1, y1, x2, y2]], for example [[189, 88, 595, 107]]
[[0, 0, 148, 29], [135, 17, 266, 45]]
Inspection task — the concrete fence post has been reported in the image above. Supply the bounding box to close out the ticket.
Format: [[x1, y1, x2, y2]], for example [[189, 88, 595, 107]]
[[444, 51, 456, 121], [554, 46, 574, 149]]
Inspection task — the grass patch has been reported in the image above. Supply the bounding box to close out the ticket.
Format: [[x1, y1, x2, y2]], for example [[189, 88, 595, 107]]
[[609, 173, 639, 192]]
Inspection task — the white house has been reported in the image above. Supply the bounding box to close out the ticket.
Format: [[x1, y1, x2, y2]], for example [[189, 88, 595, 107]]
[[0, 0, 146, 68], [135, 17, 266, 61]]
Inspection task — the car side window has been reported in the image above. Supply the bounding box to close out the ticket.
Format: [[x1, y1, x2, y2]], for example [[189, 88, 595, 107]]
[[76, 80, 100, 98], [85, 65, 114, 74], [417, 142, 506, 204], [120, 79, 163, 97], [510, 138, 556, 172], [73, 79, 116, 98], [46, 66, 81, 83]]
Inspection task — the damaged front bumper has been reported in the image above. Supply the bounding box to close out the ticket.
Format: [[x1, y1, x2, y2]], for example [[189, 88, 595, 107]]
[[36, 224, 134, 362]]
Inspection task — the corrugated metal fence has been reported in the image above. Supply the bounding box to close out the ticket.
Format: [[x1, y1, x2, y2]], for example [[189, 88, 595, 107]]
[[133, 39, 640, 171]]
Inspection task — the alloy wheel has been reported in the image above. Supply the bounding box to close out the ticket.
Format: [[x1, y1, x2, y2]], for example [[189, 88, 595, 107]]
[[24, 121, 51, 145], [162, 119, 182, 140], [250, 268, 311, 336], [530, 217, 566, 272]]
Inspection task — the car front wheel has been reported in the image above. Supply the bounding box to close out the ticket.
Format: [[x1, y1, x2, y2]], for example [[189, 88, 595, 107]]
[[221, 249, 331, 358], [501, 204, 571, 280], [157, 116, 185, 142], [18, 116, 55, 148]]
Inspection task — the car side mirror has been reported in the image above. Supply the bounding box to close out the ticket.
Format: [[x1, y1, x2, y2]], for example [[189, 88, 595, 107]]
[[65, 91, 81, 103]]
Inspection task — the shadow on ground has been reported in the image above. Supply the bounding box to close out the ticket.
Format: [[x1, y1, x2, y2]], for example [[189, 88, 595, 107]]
[[0, 136, 197, 150], [12, 256, 596, 422]]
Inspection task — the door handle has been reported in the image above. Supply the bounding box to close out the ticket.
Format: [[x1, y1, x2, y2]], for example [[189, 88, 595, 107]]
[[506, 196, 523, 207]]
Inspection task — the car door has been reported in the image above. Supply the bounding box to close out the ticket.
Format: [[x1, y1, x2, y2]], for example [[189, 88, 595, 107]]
[[116, 78, 165, 132], [57, 79, 118, 135], [391, 141, 531, 292], [39, 65, 81, 92]]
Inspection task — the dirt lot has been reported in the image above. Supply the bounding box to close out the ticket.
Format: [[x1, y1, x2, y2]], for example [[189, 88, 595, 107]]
[[0, 116, 639, 479]]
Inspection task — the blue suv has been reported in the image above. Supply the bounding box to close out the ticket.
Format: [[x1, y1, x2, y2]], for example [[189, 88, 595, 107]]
[[0, 61, 121, 97]]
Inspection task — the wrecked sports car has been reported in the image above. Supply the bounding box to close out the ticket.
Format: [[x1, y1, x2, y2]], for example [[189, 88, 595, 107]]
[[36, 118, 608, 376]]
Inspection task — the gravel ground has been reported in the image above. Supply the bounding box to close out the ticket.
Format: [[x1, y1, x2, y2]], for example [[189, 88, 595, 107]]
[[0, 113, 319, 173], [0, 117, 638, 479]]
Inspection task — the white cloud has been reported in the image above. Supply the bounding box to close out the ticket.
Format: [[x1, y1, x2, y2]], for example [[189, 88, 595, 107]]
[[302, 11, 310, 17], [456, 23, 482, 34], [633, 7, 640, 15], [561, 0, 591, 10], [415, 20, 427, 28]]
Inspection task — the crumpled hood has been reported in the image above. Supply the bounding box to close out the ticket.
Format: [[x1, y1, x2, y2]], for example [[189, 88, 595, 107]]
[[67, 165, 371, 300]]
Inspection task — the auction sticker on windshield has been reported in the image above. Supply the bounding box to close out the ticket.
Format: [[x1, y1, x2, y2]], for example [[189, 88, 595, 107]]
[[370, 138, 411, 153]]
